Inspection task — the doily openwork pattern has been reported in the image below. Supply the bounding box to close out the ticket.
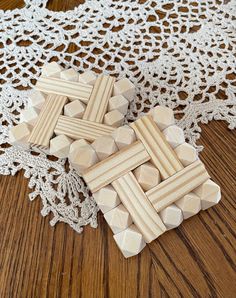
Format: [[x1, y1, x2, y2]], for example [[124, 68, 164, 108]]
[[0, 0, 235, 232]]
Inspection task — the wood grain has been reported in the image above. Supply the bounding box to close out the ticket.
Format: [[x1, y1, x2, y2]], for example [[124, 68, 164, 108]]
[[0, 1, 236, 297]]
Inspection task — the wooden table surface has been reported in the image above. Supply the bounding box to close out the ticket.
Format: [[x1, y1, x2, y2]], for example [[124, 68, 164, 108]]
[[0, 1, 236, 297]]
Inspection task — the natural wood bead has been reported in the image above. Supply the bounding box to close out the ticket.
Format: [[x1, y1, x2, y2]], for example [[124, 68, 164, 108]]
[[93, 185, 121, 214], [104, 204, 132, 234], [113, 78, 135, 102], [20, 107, 39, 126], [60, 68, 79, 82], [68, 143, 98, 174], [193, 179, 221, 210], [159, 204, 183, 230], [163, 125, 185, 149], [9, 122, 32, 149], [104, 110, 124, 127], [79, 70, 97, 85], [28, 90, 46, 110], [91, 135, 118, 161], [175, 192, 201, 219], [174, 143, 198, 167], [69, 139, 89, 156], [113, 224, 146, 258], [64, 100, 85, 118], [108, 95, 129, 115], [111, 125, 136, 149], [133, 162, 161, 191], [49, 135, 73, 158], [41, 62, 62, 78], [151, 106, 175, 131]]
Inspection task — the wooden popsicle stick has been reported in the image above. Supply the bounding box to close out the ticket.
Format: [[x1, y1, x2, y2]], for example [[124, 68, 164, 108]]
[[35, 76, 93, 104], [146, 160, 210, 212], [112, 172, 166, 243], [83, 141, 150, 193], [131, 115, 183, 179], [28, 94, 67, 147], [83, 75, 115, 123], [54, 115, 115, 142]]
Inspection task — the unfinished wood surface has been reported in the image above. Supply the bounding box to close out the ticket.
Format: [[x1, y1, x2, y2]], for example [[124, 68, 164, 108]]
[[146, 160, 210, 212], [83, 141, 150, 193], [28, 94, 67, 147], [35, 76, 93, 104], [54, 115, 115, 142], [83, 75, 115, 122], [131, 115, 183, 179], [112, 172, 166, 243]]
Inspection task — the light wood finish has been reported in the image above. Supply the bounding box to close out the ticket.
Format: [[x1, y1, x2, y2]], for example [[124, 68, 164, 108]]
[[146, 160, 210, 212], [175, 192, 201, 219], [41, 62, 62, 78], [113, 78, 135, 102], [112, 172, 166, 243], [91, 136, 118, 161], [36, 76, 93, 104], [83, 141, 150, 193], [28, 90, 45, 110], [49, 135, 73, 158], [133, 162, 161, 191], [108, 95, 129, 115], [131, 115, 183, 179], [20, 107, 39, 126], [83, 75, 115, 123], [28, 94, 67, 148], [64, 100, 85, 118], [104, 110, 124, 127], [159, 204, 183, 230], [60, 68, 79, 81], [79, 70, 97, 85], [93, 185, 121, 214], [111, 125, 136, 149], [54, 115, 115, 142], [163, 125, 185, 149], [9, 122, 32, 149], [174, 142, 198, 167], [151, 106, 175, 131]]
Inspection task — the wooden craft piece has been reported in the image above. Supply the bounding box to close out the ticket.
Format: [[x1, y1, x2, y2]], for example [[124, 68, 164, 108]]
[[175, 192, 201, 219], [113, 78, 135, 102], [91, 135, 118, 160], [146, 160, 210, 212], [49, 135, 73, 158], [131, 115, 183, 179], [28, 90, 46, 110], [60, 68, 79, 82], [69, 139, 89, 155], [79, 70, 97, 85], [159, 204, 183, 230], [163, 125, 185, 149], [104, 204, 133, 234], [93, 185, 121, 214], [64, 100, 85, 119], [133, 162, 161, 191], [28, 94, 67, 148], [151, 106, 175, 131], [9, 122, 32, 149], [82, 75, 115, 123], [193, 179, 221, 210], [104, 110, 124, 128], [108, 95, 129, 115], [54, 116, 115, 142], [174, 143, 198, 167], [113, 224, 146, 258], [83, 141, 150, 193], [36, 76, 93, 104], [111, 125, 136, 149], [20, 107, 39, 126], [112, 172, 166, 243], [41, 61, 62, 78]]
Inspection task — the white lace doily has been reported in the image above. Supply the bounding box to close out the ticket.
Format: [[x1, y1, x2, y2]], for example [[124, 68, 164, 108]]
[[0, 0, 235, 232]]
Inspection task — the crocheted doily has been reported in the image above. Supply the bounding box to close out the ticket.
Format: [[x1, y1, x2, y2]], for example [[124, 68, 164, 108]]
[[0, 0, 235, 232]]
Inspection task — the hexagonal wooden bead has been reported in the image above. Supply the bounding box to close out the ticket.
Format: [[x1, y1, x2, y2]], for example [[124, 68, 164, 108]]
[[193, 179, 221, 210], [9, 122, 32, 149], [28, 90, 46, 110], [92, 135, 118, 160], [41, 62, 62, 78], [104, 110, 124, 127], [50, 135, 73, 158], [113, 224, 146, 258], [151, 106, 175, 131], [20, 107, 39, 126], [113, 78, 135, 102], [60, 68, 79, 82], [174, 143, 198, 166], [111, 125, 136, 149], [159, 204, 183, 230], [68, 143, 98, 174], [133, 162, 161, 191], [79, 70, 97, 85], [175, 192, 201, 219], [64, 100, 85, 118], [69, 139, 89, 156], [108, 95, 129, 115], [163, 125, 185, 148], [93, 185, 121, 214], [104, 204, 132, 234]]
